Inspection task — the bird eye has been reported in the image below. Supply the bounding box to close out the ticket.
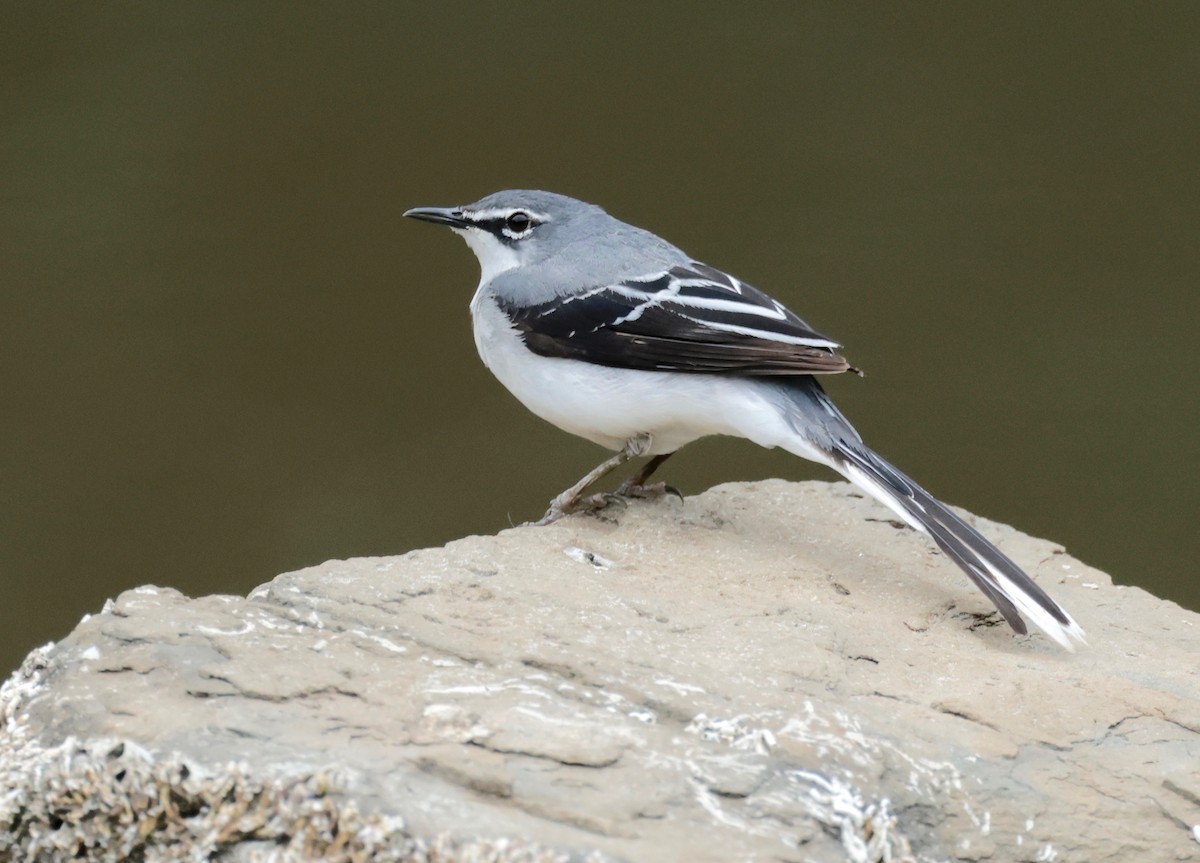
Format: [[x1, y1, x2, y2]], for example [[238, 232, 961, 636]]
[[505, 211, 532, 232]]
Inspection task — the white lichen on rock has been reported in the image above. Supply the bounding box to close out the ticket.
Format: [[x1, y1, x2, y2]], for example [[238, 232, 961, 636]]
[[1, 481, 1198, 862]]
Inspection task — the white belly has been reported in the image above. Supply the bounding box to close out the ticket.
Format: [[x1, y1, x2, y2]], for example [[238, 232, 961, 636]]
[[469, 288, 810, 457]]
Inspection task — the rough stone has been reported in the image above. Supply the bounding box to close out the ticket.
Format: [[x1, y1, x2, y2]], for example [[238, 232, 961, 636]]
[[2, 480, 1198, 862]]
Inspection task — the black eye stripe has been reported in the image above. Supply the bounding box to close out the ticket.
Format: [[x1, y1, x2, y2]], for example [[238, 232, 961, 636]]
[[474, 212, 538, 236]]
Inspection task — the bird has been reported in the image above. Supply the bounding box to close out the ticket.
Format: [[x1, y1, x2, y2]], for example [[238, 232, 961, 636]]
[[404, 190, 1085, 650]]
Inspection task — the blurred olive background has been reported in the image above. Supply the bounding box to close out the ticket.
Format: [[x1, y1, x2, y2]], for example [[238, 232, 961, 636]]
[[3, 3, 1198, 673]]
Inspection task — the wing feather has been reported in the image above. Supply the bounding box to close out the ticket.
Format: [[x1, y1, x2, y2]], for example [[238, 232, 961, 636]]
[[500, 263, 855, 376]]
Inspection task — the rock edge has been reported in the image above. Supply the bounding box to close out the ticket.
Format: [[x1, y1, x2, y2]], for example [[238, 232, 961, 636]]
[[2, 480, 1198, 862]]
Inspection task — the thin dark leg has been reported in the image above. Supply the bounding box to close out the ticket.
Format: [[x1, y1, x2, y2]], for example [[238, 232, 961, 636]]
[[534, 434, 653, 526], [614, 451, 684, 502], [621, 453, 674, 489]]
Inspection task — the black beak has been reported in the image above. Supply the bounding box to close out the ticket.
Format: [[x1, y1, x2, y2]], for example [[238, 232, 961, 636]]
[[403, 206, 470, 228]]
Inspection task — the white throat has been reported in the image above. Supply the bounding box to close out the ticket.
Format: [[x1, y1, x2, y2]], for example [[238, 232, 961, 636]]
[[455, 227, 520, 283]]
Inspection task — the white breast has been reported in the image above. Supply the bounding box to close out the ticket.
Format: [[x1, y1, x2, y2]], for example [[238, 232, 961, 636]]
[[468, 287, 806, 457]]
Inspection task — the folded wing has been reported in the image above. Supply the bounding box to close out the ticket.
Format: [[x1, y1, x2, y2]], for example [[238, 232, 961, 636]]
[[498, 262, 855, 376]]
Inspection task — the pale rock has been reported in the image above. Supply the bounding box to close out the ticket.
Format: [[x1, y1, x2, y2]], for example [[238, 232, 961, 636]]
[[2, 480, 1198, 862]]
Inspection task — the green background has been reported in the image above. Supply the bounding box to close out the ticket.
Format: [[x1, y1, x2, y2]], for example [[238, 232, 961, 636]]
[[3, 3, 1197, 673]]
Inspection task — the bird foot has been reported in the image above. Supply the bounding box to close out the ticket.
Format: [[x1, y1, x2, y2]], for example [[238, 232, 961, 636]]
[[532, 499, 575, 526], [531, 483, 683, 526], [534, 492, 624, 526], [579, 482, 684, 517], [612, 480, 685, 502]]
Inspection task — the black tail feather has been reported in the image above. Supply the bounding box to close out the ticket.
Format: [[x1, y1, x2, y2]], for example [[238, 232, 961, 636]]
[[833, 443, 1070, 633], [767, 377, 1084, 647]]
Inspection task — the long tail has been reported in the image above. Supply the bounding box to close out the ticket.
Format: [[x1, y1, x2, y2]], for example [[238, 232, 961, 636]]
[[768, 379, 1086, 650]]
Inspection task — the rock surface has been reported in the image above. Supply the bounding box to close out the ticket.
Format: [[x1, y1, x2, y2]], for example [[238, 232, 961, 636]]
[[2, 480, 1199, 862]]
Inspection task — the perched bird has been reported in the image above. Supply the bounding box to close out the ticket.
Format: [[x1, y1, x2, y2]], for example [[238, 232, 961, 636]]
[[405, 190, 1085, 650]]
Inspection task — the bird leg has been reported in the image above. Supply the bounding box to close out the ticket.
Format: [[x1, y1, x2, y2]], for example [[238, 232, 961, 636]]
[[613, 452, 683, 502], [534, 434, 653, 526]]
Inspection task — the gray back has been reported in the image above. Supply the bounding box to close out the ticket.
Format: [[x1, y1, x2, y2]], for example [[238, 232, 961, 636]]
[[470, 190, 691, 304]]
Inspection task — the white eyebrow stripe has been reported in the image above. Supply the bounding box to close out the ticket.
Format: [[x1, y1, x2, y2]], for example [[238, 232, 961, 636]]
[[465, 207, 551, 223]]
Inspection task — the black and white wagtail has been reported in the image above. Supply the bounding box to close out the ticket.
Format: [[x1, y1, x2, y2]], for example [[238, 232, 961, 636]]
[[405, 190, 1085, 650]]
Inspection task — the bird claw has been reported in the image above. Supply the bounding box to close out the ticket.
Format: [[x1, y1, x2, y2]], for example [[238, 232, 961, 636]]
[[572, 492, 630, 516], [530, 484, 681, 527], [528, 445, 682, 526], [613, 480, 685, 503], [531, 508, 566, 527], [532, 490, 579, 526], [532, 492, 623, 526]]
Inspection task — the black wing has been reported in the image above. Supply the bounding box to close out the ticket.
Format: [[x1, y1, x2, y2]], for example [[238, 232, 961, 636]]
[[498, 262, 854, 376]]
